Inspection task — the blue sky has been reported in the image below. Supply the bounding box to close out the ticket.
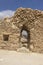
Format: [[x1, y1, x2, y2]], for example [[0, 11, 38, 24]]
[[0, 0, 43, 11], [0, 0, 43, 18]]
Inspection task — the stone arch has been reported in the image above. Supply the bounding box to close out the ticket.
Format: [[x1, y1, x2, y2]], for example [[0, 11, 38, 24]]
[[20, 25, 30, 48]]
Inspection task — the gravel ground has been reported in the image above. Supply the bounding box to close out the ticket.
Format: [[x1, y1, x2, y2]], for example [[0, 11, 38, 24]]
[[0, 50, 43, 65]]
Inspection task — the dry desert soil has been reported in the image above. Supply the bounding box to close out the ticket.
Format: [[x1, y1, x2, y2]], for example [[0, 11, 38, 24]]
[[0, 50, 43, 65]]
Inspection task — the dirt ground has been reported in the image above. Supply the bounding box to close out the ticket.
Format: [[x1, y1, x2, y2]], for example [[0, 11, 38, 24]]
[[0, 50, 43, 65]]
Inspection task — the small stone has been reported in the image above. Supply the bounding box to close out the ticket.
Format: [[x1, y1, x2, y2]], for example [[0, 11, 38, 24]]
[[31, 28, 34, 31], [30, 44, 34, 50]]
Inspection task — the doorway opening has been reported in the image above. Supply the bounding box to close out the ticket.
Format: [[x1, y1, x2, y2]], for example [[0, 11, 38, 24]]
[[20, 25, 30, 48]]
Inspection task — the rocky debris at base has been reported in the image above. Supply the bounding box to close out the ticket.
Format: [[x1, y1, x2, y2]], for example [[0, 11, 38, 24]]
[[17, 47, 30, 53]]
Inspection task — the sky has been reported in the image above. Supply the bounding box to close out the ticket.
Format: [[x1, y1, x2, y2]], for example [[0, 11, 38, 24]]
[[0, 0, 43, 18]]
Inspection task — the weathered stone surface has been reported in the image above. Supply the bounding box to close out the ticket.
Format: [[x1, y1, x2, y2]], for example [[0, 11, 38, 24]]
[[0, 7, 43, 53]]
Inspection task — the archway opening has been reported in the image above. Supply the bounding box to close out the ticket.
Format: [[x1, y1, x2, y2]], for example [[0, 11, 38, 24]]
[[20, 25, 30, 48]]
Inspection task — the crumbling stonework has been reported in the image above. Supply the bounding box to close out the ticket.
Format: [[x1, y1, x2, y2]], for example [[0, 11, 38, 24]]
[[0, 7, 43, 53]]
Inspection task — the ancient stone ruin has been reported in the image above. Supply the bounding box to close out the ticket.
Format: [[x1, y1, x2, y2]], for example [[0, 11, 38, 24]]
[[0, 7, 43, 53]]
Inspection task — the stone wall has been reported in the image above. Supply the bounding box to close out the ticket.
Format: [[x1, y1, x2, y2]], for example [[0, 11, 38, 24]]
[[0, 20, 20, 50], [13, 7, 43, 53], [0, 7, 43, 53]]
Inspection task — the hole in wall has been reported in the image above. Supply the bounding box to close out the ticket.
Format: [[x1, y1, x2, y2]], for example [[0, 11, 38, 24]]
[[3, 34, 9, 41]]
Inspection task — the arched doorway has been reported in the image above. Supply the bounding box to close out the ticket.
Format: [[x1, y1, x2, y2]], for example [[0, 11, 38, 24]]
[[20, 25, 30, 48]]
